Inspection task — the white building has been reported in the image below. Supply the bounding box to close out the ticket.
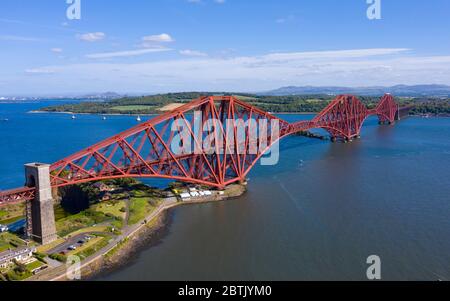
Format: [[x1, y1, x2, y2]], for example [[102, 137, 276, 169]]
[[190, 191, 200, 197], [0, 247, 36, 268], [0, 224, 8, 233], [180, 193, 191, 200]]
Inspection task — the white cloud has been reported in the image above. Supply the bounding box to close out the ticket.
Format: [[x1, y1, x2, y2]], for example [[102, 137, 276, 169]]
[[86, 48, 172, 59], [14, 48, 450, 93], [214, 0, 226, 4], [0, 35, 41, 42], [276, 15, 296, 24], [142, 33, 174, 43], [77, 32, 106, 42], [25, 68, 56, 74], [179, 49, 208, 57], [51, 48, 63, 53]]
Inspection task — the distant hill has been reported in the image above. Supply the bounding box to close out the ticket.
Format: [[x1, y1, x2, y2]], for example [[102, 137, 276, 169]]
[[80, 92, 124, 100], [262, 85, 450, 97]]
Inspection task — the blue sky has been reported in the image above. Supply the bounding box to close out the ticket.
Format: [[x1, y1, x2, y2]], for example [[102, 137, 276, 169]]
[[1, 0, 450, 95]]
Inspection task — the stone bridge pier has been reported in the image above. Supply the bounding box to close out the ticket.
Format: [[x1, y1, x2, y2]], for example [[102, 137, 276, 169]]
[[25, 163, 57, 245]]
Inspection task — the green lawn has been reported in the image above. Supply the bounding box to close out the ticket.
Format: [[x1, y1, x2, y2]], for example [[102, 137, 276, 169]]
[[74, 235, 111, 260], [111, 105, 156, 112], [0, 203, 25, 225], [128, 196, 161, 225], [5, 268, 32, 281], [25, 260, 44, 271], [0, 232, 26, 252], [128, 198, 149, 225], [55, 210, 113, 237], [92, 200, 126, 220], [233, 95, 258, 101]]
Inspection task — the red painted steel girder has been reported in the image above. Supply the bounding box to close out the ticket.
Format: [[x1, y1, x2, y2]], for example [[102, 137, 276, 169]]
[[0, 187, 35, 205], [0, 94, 406, 205], [312, 95, 369, 140], [290, 94, 402, 140], [376, 94, 398, 124], [49, 96, 290, 190]]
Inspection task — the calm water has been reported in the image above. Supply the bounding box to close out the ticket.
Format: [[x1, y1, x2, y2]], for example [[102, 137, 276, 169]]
[[1, 101, 450, 280]]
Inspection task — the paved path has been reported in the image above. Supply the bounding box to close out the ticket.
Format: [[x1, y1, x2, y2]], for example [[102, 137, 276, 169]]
[[47, 232, 111, 255], [29, 198, 179, 281]]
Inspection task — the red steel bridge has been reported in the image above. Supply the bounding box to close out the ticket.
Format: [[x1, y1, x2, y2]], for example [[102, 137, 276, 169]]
[[0, 94, 410, 206]]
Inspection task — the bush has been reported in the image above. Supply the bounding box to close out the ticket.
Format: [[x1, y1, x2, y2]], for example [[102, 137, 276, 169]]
[[49, 253, 67, 262], [33, 252, 48, 264]]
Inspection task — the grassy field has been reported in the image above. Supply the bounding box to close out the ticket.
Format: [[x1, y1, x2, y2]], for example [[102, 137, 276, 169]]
[[36, 238, 66, 253], [5, 267, 32, 281], [73, 235, 111, 260], [54, 204, 70, 221], [0, 232, 26, 252], [25, 260, 44, 271], [128, 198, 150, 225], [111, 105, 156, 112], [233, 95, 258, 101], [157, 103, 185, 112], [92, 201, 126, 220], [55, 210, 113, 237], [0, 203, 25, 225], [63, 226, 109, 238], [128, 196, 161, 225]]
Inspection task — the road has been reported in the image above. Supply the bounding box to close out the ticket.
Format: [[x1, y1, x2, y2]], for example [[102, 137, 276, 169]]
[[28, 198, 179, 281], [47, 232, 111, 255]]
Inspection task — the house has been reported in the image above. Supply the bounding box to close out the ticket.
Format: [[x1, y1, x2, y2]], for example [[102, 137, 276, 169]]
[[180, 193, 191, 200], [101, 192, 113, 201], [0, 247, 36, 268], [93, 182, 115, 192], [0, 224, 8, 233]]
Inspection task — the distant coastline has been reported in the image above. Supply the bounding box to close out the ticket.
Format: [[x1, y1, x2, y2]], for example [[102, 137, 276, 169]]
[[28, 110, 159, 117], [30, 92, 449, 118], [28, 110, 317, 116], [27, 110, 450, 118]]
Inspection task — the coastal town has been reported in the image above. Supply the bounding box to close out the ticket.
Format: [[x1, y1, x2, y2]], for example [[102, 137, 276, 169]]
[[0, 179, 246, 281]]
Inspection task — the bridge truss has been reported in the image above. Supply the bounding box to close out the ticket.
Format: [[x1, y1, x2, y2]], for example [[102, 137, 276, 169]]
[[0, 94, 408, 205]]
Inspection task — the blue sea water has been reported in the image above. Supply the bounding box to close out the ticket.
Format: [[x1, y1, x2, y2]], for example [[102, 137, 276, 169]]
[[1, 101, 450, 280]]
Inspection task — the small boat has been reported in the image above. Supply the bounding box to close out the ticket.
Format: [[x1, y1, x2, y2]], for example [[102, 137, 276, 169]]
[[0, 118, 8, 122], [136, 115, 142, 122], [102, 116, 107, 120], [71, 115, 76, 120]]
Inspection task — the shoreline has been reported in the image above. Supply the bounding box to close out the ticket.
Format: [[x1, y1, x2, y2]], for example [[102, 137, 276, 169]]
[[28, 110, 160, 117], [28, 185, 247, 281], [28, 110, 317, 116], [28, 110, 450, 118]]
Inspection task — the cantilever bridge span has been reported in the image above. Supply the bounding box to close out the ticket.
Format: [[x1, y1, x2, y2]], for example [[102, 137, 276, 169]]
[[0, 94, 409, 205]]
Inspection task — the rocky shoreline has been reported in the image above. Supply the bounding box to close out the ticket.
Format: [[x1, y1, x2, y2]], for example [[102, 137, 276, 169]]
[[82, 210, 172, 280], [43, 184, 247, 281]]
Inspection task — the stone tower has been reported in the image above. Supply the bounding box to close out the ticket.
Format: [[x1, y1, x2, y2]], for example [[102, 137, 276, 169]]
[[25, 163, 57, 245]]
